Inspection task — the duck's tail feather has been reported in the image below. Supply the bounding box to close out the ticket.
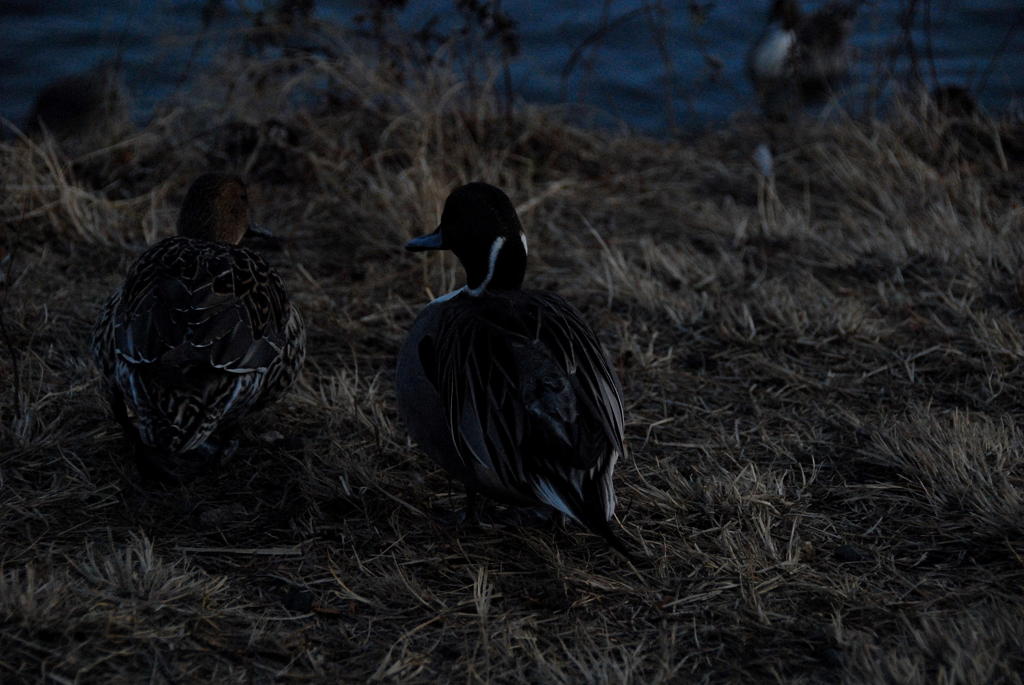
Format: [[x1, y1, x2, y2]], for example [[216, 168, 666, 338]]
[[533, 468, 642, 564]]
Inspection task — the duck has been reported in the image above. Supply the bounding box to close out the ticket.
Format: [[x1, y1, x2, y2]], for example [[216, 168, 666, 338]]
[[26, 61, 131, 151], [91, 173, 305, 480], [396, 182, 633, 560], [748, 0, 859, 119]]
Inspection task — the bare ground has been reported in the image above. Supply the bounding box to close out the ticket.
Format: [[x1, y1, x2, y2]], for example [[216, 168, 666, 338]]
[[2, 45, 1024, 683]]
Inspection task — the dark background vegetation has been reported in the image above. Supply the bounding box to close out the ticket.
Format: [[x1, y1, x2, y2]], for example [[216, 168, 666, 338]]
[[2, 0, 1022, 133]]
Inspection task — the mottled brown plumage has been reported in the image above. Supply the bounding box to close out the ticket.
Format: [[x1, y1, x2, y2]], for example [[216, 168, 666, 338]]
[[92, 173, 305, 479]]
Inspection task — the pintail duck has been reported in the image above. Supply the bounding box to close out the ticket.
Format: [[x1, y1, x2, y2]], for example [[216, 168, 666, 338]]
[[748, 0, 859, 119], [92, 173, 305, 480], [396, 182, 633, 559]]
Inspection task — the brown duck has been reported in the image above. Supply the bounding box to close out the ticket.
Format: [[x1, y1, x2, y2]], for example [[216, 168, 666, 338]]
[[92, 173, 305, 479], [26, 61, 131, 153]]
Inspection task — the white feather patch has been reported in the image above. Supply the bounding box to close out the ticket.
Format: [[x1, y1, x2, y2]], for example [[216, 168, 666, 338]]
[[535, 477, 576, 520], [752, 27, 795, 79], [428, 286, 466, 306], [466, 236, 506, 297], [753, 143, 774, 178]]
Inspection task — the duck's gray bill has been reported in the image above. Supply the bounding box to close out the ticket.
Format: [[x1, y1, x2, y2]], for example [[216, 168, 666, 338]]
[[243, 223, 283, 250], [405, 230, 445, 252], [245, 223, 276, 240]]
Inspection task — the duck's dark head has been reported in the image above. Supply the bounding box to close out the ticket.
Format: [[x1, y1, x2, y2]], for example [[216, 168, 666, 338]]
[[815, 1, 859, 40], [770, 0, 801, 29], [407, 182, 528, 294], [177, 173, 252, 245]]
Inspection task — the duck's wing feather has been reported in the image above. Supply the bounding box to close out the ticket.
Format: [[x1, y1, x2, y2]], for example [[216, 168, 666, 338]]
[[101, 236, 296, 453], [422, 290, 624, 514], [530, 291, 625, 454], [114, 236, 288, 372]]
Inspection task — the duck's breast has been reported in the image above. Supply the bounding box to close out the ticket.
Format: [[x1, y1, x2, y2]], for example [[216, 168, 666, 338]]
[[750, 26, 796, 81]]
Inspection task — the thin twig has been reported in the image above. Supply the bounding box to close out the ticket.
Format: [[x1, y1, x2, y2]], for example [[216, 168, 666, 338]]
[[560, 7, 647, 101], [642, 0, 679, 131], [976, 7, 1024, 95], [923, 0, 938, 88]]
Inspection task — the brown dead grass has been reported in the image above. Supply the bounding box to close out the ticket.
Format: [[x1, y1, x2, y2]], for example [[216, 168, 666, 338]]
[[2, 29, 1024, 684]]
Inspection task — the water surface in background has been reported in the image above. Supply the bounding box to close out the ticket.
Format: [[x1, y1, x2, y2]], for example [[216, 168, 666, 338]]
[[1, 1, 1022, 134]]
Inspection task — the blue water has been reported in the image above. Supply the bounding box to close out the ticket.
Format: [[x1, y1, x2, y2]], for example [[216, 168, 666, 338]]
[[2, 1, 1022, 134]]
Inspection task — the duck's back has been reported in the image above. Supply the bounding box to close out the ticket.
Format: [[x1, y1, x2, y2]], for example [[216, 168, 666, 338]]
[[397, 288, 623, 518], [114, 237, 288, 369], [94, 236, 302, 452]]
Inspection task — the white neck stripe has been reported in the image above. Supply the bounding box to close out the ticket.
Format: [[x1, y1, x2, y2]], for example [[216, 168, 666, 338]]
[[521, 233, 528, 255], [429, 286, 466, 306], [466, 236, 505, 297]]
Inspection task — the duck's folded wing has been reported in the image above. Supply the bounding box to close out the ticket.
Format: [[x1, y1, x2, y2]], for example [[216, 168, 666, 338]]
[[114, 238, 288, 372], [420, 318, 519, 481], [427, 293, 624, 488], [530, 292, 626, 457]]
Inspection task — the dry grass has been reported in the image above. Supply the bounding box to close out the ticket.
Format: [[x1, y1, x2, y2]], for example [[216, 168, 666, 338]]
[[2, 31, 1024, 683]]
